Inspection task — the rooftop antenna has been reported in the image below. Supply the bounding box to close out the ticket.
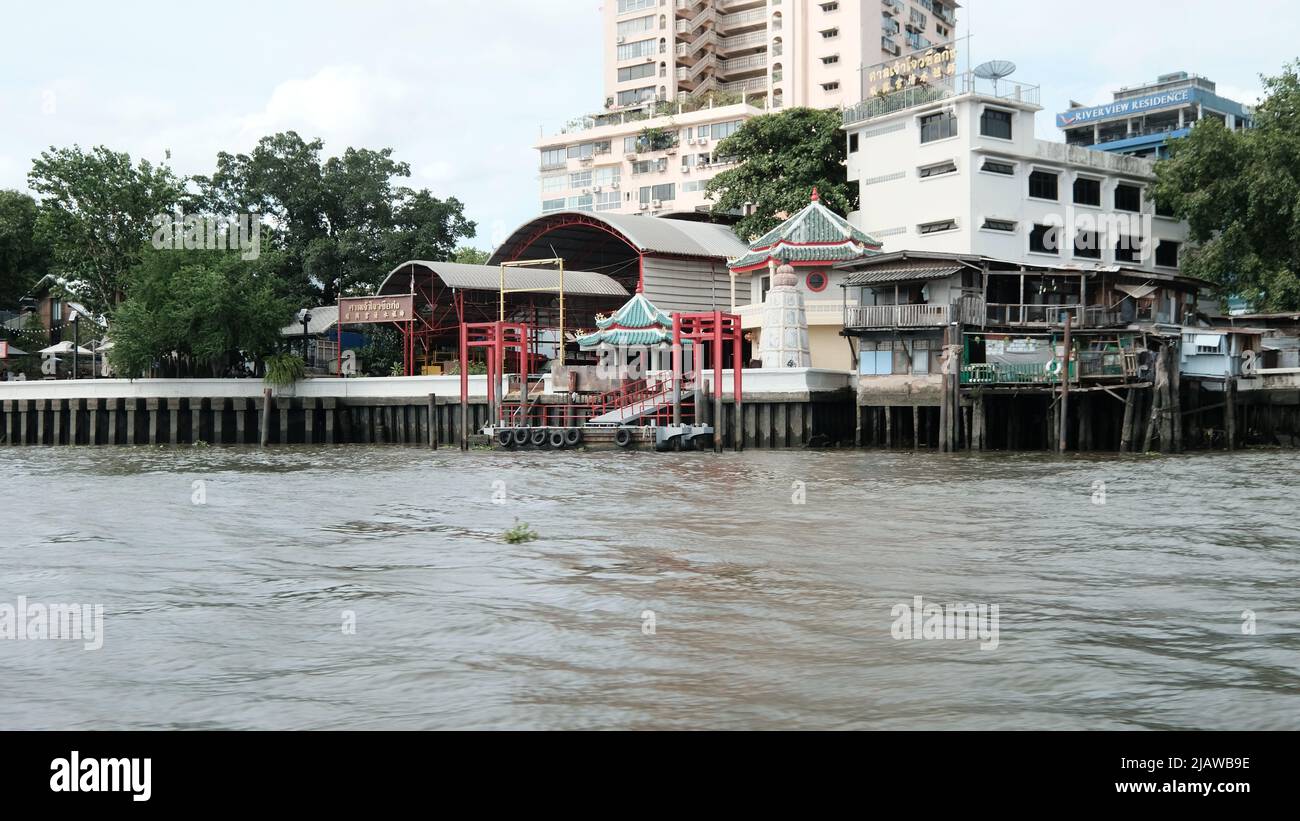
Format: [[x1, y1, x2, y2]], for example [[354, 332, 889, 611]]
[[974, 60, 1017, 96]]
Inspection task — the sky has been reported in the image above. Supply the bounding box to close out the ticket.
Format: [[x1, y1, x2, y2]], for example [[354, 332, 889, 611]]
[[1, 0, 1296, 253]]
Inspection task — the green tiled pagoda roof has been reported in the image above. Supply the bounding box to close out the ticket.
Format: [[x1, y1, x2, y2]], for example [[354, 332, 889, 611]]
[[577, 291, 673, 349], [729, 189, 882, 272]]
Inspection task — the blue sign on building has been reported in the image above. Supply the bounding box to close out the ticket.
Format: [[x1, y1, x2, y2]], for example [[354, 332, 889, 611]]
[[1057, 88, 1195, 129]]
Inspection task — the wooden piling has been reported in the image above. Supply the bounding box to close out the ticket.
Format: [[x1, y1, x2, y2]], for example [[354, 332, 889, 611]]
[[260, 389, 272, 447], [1119, 388, 1136, 453]]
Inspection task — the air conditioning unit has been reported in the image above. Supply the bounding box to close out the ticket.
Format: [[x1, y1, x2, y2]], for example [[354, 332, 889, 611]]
[[639, 203, 649, 210], [582, 188, 591, 195], [617, 36, 626, 44], [682, 166, 691, 174], [611, 182, 620, 189], [625, 152, 638, 160], [699, 137, 710, 146], [652, 199, 663, 208], [593, 185, 602, 193]]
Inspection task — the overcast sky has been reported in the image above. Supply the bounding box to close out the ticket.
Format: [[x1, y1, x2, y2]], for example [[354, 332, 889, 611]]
[[1, 0, 1295, 252]]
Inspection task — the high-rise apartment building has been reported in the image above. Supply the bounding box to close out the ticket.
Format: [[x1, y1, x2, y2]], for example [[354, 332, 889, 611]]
[[536, 0, 960, 219]]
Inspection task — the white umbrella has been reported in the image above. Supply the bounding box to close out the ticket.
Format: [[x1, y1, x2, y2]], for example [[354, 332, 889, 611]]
[[93, 339, 115, 352], [39, 341, 95, 356], [0, 343, 28, 358]]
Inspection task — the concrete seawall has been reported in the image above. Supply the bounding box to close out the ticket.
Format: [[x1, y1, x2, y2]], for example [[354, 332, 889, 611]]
[[0, 370, 859, 449]]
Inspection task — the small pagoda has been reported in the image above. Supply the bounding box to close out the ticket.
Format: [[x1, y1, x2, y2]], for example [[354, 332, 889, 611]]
[[729, 189, 881, 368], [727, 188, 882, 274], [576, 285, 673, 350]]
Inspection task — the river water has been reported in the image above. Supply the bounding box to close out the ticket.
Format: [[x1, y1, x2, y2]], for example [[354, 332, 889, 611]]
[[1, 445, 1297, 730]]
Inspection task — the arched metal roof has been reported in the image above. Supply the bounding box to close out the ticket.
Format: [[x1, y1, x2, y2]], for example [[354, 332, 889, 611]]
[[376, 260, 628, 298], [487, 211, 749, 266]]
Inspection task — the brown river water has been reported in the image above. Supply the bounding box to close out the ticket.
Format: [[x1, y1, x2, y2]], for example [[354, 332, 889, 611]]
[[1, 446, 1297, 729]]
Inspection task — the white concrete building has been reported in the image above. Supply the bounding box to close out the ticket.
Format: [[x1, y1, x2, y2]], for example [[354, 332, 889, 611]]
[[842, 73, 1189, 272], [538, 0, 961, 217]]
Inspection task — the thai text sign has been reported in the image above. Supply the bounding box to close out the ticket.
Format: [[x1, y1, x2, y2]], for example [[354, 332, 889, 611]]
[[1056, 88, 1194, 129], [863, 43, 958, 97], [339, 295, 414, 325]]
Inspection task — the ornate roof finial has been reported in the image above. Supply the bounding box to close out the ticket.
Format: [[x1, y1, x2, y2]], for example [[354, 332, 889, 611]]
[[811, 187, 820, 202]]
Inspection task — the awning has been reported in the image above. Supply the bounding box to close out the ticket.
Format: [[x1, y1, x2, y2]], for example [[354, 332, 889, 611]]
[[1115, 283, 1159, 300], [844, 265, 963, 286], [1193, 334, 1224, 348]]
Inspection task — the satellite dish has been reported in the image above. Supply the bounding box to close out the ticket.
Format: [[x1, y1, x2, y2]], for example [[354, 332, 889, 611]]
[[974, 60, 1017, 95]]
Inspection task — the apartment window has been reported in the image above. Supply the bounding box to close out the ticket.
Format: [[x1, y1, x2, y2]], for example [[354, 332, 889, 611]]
[[1028, 170, 1059, 201], [541, 175, 565, 193], [822, 54, 840, 65], [640, 183, 675, 203], [616, 39, 656, 61], [617, 0, 654, 13], [593, 166, 620, 187], [822, 81, 840, 92], [848, 133, 859, 154], [623, 136, 639, 154], [981, 159, 1015, 176], [569, 171, 592, 189], [1029, 223, 1059, 255], [616, 15, 654, 38], [711, 120, 742, 140], [979, 108, 1013, 140], [595, 191, 621, 211], [820, 27, 839, 39], [1115, 236, 1141, 263], [681, 180, 707, 193], [567, 143, 596, 160], [631, 160, 656, 175], [542, 198, 565, 214], [919, 110, 956, 143], [1073, 177, 1101, 206], [540, 148, 566, 169], [919, 219, 957, 234], [566, 194, 594, 211], [1115, 183, 1142, 213], [981, 218, 1017, 232], [1155, 240, 1180, 268], [1154, 197, 1176, 218], [918, 160, 957, 178], [617, 86, 655, 106], [1074, 230, 1101, 259], [617, 62, 656, 83]]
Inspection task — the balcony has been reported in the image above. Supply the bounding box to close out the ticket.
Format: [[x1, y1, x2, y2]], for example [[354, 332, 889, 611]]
[[845, 303, 952, 329], [985, 303, 1126, 329]]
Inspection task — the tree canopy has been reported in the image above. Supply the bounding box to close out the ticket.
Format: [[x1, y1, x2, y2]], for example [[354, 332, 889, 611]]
[[109, 249, 292, 378], [704, 107, 856, 241], [1154, 60, 1300, 311], [0, 189, 52, 308], [27, 146, 185, 313], [195, 131, 476, 307]]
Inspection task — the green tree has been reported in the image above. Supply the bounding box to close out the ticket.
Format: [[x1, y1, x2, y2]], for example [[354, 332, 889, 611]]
[[28, 146, 185, 313], [1154, 60, 1300, 311], [0, 190, 52, 308], [196, 132, 476, 306], [452, 246, 490, 265], [109, 249, 293, 378], [704, 107, 855, 241]]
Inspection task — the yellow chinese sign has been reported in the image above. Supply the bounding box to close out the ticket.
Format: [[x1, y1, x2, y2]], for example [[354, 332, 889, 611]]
[[864, 43, 958, 97], [339, 295, 415, 325]]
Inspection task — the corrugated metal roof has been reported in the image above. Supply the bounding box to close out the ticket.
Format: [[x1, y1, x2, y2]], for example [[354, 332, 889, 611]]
[[581, 212, 749, 258], [488, 212, 749, 263], [281, 305, 340, 336], [845, 266, 964, 286], [379, 261, 629, 297]]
